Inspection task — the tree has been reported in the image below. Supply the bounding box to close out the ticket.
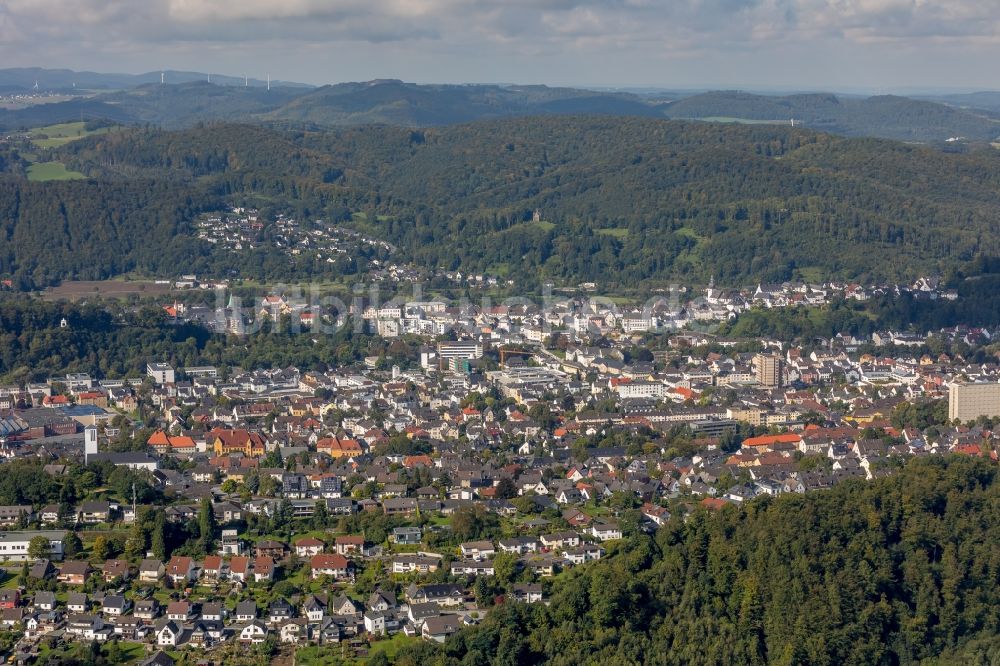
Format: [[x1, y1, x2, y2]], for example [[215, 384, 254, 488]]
[[354, 558, 386, 597], [57, 502, 77, 529], [63, 532, 82, 558], [261, 448, 283, 469], [608, 490, 639, 511], [259, 473, 278, 497], [367, 652, 391, 666], [105, 639, 122, 664], [151, 512, 167, 560], [125, 525, 146, 559], [495, 477, 518, 499], [451, 504, 499, 542], [312, 499, 329, 529], [271, 499, 294, 535], [86, 639, 100, 664], [493, 551, 519, 587], [512, 495, 539, 515], [91, 535, 110, 561], [256, 636, 278, 660], [198, 497, 217, 556], [28, 535, 51, 560], [473, 575, 493, 606]]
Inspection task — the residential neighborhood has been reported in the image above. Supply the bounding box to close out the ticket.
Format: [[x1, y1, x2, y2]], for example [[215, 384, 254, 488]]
[[0, 274, 996, 664]]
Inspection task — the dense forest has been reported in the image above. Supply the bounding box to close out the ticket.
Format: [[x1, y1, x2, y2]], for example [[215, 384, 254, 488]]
[[0, 123, 365, 288], [5, 116, 1000, 289], [0, 178, 214, 288], [390, 456, 1000, 666]]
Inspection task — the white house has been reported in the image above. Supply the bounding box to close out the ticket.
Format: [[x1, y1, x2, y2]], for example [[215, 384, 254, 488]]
[[238, 621, 268, 644]]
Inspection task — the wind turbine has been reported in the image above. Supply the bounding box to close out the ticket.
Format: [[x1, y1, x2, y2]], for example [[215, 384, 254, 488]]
[[160, 71, 165, 84], [266, 73, 270, 91]]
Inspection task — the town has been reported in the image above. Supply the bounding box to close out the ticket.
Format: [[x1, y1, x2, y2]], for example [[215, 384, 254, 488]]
[[195, 208, 395, 270], [0, 274, 996, 665]]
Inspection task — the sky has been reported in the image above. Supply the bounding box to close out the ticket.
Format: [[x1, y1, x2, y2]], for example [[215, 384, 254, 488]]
[[1, 0, 998, 91]]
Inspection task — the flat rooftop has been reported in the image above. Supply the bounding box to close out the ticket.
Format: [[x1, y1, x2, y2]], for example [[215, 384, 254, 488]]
[[0, 530, 66, 542]]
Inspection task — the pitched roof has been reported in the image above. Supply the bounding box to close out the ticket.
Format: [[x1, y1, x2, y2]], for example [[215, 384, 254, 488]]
[[742, 433, 802, 448], [311, 553, 349, 570]]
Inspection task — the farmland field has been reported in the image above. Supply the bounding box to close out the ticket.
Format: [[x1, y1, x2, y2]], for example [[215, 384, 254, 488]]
[[41, 280, 174, 300], [26, 161, 85, 181], [30, 121, 121, 148]]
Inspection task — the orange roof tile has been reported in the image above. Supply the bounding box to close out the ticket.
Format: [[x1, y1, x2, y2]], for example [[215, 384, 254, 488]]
[[742, 433, 802, 447]]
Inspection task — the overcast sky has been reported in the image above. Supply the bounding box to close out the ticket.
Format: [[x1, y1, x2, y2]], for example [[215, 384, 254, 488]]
[[1, 0, 998, 91]]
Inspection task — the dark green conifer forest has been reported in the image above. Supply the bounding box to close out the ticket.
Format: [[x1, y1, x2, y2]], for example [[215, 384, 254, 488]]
[[5, 117, 1000, 289]]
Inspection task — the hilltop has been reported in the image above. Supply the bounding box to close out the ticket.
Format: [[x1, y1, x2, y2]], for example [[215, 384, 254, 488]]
[[2, 70, 1000, 143], [3, 116, 1000, 289], [661, 90, 1000, 141]]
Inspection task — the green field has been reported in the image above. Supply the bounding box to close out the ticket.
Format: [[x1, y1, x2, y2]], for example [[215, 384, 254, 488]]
[[367, 632, 422, 659], [597, 227, 629, 239], [524, 220, 555, 232], [675, 227, 704, 242], [36, 640, 146, 664], [31, 121, 120, 148], [793, 266, 826, 284], [26, 161, 86, 181]]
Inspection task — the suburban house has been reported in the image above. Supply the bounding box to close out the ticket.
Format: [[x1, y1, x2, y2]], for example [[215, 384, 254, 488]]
[[58, 561, 90, 586], [139, 559, 165, 583], [165, 556, 195, 584], [421, 614, 461, 642], [310, 553, 353, 580], [294, 537, 325, 558], [406, 583, 464, 607]]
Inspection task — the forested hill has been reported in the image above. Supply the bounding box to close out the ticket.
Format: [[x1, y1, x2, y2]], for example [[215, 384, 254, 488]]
[[259, 81, 667, 128], [6, 116, 1000, 288], [3, 77, 1000, 142], [425, 456, 1000, 666], [662, 91, 1000, 142], [0, 80, 667, 132]]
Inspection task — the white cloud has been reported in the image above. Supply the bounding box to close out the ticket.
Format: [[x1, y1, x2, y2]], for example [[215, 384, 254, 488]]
[[1, 0, 999, 86]]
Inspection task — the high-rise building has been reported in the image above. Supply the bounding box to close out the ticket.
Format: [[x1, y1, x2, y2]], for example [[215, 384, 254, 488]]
[[146, 362, 175, 385], [436, 341, 483, 362], [948, 382, 1000, 423], [84, 425, 98, 464], [754, 353, 783, 388]]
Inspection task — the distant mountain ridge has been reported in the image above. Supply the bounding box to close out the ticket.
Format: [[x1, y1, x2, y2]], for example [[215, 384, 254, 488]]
[[0, 78, 669, 130], [0, 67, 310, 91], [2, 68, 1000, 143], [661, 90, 1000, 141], [261, 80, 667, 127]]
